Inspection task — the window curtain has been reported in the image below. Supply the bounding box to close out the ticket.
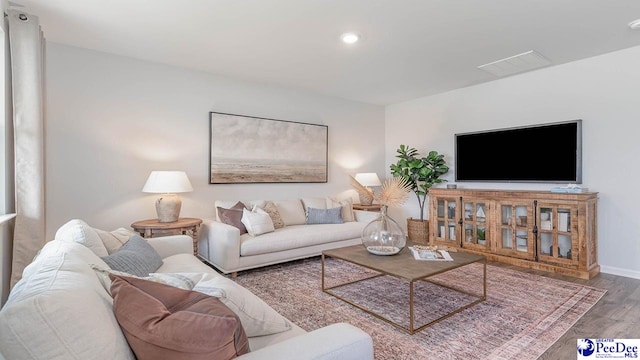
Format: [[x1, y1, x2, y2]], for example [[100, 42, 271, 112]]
[[7, 9, 46, 287]]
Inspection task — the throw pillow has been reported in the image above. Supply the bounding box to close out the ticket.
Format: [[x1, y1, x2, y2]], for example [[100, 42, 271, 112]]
[[306, 206, 344, 225], [94, 227, 136, 254], [263, 201, 285, 229], [187, 272, 292, 337], [54, 219, 109, 257], [241, 207, 275, 236], [101, 235, 164, 277], [91, 265, 195, 296], [327, 197, 355, 222], [217, 201, 248, 235], [110, 274, 250, 360], [273, 199, 306, 226]]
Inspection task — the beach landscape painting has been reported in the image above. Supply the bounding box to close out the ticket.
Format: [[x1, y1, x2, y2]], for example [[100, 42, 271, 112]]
[[209, 112, 328, 184]]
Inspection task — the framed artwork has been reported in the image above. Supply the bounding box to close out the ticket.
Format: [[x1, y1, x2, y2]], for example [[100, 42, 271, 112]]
[[209, 112, 328, 184]]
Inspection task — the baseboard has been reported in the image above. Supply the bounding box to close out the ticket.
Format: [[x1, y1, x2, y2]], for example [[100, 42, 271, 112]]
[[600, 265, 640, 280]]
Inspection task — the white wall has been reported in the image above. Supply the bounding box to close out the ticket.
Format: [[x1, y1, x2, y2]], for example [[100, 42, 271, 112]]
[[45, 43, 385, 240], [385, 45, 640, 279]]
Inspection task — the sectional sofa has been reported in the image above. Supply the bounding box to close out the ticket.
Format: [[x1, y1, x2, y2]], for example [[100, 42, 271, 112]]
[[0, 219, 374, 360]]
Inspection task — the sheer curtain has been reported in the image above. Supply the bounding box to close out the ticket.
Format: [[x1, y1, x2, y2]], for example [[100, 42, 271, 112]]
[[7, 9, 46, 287]]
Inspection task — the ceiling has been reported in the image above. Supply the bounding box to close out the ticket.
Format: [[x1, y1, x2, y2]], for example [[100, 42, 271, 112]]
[[11, 0, 640, 105]]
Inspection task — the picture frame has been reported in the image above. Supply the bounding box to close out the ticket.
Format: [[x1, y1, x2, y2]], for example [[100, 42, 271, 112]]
[[209, 112, 328, 184]]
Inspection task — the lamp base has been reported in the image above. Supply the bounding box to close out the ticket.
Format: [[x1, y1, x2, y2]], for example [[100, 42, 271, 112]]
[[156, 194, 181, 222]]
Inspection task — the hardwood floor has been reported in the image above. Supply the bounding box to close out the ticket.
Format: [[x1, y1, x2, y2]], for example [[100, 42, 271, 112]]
[[488, 261, 640, 360]]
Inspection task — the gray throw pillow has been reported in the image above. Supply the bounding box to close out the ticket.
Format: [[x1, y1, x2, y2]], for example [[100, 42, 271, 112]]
[[101, 235, 164, 277], [306, 206, 344, 225]]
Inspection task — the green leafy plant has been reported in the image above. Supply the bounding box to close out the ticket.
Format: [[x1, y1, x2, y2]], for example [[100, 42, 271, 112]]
[[389, 145, 449, 221]]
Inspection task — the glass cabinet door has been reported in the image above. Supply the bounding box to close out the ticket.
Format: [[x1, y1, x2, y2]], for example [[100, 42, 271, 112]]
[[461, 199, 489, 250], [432, 198, 458, 245], [537, 204, 578, 265], [495, 201, 535, 260]]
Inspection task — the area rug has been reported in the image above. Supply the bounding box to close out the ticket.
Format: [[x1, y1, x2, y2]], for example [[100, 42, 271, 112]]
[[233, 257, 606, 360]]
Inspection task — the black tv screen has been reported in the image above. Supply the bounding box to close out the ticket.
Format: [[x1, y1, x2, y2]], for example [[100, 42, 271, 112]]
[[455, 120, 582, 183]]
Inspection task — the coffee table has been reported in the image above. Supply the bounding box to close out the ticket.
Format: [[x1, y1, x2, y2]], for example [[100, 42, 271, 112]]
[[322, 243, 486, 334]]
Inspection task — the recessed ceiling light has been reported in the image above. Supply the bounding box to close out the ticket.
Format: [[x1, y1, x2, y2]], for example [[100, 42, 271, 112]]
[[341, 33, 359, 44], [629, 19, 640, 30]]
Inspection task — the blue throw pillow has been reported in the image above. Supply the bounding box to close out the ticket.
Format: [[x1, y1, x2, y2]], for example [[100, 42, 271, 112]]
[[306, 207, 344, 225], [101, 235, 164, 277]]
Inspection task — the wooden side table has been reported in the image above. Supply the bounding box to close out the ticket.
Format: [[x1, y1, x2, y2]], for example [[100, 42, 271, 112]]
[[352, 204, 383, 212], [131, 217, 203, 256]]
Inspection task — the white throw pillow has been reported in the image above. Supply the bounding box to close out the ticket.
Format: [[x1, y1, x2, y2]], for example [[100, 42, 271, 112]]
[[327, 197, 355, 222], [241, 207, 275, 236], [274, 199, 306, 226], [91, 265, 195, 296], [187, 273, 292, 337], [54, 219, 109, 257]]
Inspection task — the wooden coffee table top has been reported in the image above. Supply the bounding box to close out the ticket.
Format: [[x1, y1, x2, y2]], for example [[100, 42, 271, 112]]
[[323, 243, 485, 282]]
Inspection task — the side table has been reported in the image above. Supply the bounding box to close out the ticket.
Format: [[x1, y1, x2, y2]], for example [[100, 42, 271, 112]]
[[352, 204, 383, 212], [131, 217, 203, 256]]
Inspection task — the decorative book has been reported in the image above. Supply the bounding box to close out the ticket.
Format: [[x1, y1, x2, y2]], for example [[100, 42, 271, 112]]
[[409, 246, 454, 261]]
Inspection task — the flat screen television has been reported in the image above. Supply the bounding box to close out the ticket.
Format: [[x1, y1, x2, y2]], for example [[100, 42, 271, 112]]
[[455, 120, 582, 183]]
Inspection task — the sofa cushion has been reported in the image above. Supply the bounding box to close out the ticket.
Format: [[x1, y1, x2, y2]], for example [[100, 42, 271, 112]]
[[54, 218, 109, 257], [263, 201, 285, 229], [274, 199, 306, 226], [242, 207, 275, 236], [301, 197, 327, 211], [240, 222, 366, 256], [157, 253, 219, 273], [217, 201, 248, 234], [327, 197, 355, 222], [101, 235, 164, 277], [110, 274, 250, 360], [306, 206, 344, 225], [95, 227, 136, 254], [0, 242, 135, 360]]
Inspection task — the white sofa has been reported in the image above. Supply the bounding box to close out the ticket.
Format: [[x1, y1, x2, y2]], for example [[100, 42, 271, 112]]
[[0, 221, 374, 360], [198, 197, 379, 275]]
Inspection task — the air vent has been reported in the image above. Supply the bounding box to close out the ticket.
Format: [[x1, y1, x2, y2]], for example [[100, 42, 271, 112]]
[[477, 50, 551, 77]]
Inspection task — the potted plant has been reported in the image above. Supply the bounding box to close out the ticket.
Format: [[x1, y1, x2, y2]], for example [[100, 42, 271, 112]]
[[390, 145, 449, 243]]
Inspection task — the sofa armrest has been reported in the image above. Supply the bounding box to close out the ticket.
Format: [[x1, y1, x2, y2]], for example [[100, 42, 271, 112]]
[[238, 323, 373, 360], [354, 210, 380, 223], [197, 219, 241, 273], [147, 235, 193, 258]]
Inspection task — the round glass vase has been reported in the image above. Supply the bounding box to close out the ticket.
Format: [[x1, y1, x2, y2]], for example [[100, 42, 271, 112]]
[[361, 206, 406, 255]]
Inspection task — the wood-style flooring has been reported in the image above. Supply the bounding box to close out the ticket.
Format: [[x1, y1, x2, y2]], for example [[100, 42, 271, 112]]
[[488, 261, 640, 360]]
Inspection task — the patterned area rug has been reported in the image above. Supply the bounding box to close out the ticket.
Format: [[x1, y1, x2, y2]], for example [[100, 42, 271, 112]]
[[233, 257, 606, 360]]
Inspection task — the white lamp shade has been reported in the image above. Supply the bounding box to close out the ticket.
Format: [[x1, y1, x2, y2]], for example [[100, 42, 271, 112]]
[[142, 171, 194, 194], [354, 173, 382, 187]]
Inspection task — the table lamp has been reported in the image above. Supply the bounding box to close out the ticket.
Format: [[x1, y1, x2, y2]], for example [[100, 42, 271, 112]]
[[354, 173, 382, 206], [142, 171, 194, 222]]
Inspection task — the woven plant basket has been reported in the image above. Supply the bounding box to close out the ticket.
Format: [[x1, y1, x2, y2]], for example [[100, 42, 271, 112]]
[[407, 218, 429, 244]]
